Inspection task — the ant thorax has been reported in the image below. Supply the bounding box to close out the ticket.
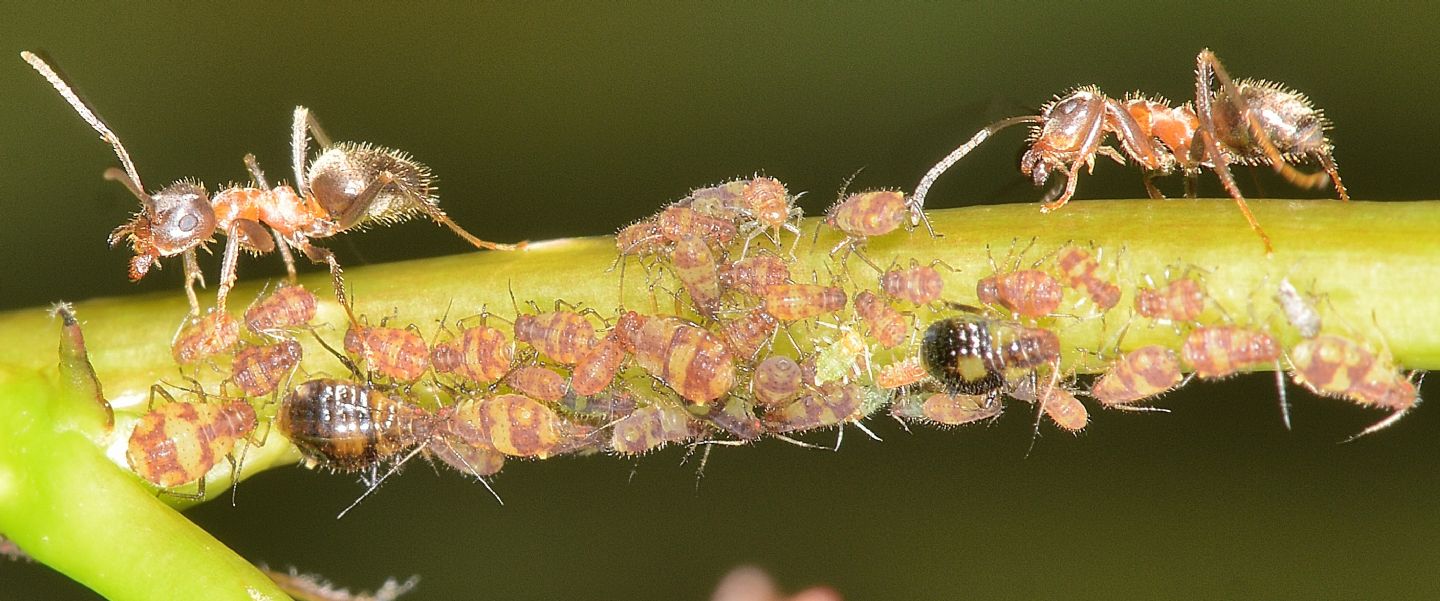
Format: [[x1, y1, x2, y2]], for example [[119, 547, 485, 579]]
[[305, 142, 436, 230]]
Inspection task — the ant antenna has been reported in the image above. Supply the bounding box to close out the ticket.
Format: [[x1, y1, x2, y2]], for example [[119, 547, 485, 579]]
[[911, 115, 1044, 212], [21, 51, 147, 203]]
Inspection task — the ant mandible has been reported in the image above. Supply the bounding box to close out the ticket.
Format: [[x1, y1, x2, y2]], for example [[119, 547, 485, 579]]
[[910, 48, 1348, 253], [22, 51, 524, 316]]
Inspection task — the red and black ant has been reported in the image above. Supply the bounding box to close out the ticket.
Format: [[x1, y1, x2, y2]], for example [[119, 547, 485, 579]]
[[911, 49, 1347, 252], [22, 51, 524, 316]]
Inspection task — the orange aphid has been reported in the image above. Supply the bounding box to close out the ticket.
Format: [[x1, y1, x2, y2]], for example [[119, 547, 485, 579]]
[[752, 355, 804, 408], [172, 309, 241, 365], [657, 205, 738, 246], [762, 284, 847, 322], [230, 339, 303, 397], [1091, 345, 1184, 409], [763, 382, 864, 434], [569, 335, 627, 397], [1055, 245, 1120, 310], [670, 233, 722, 315], [976, 269, 1063, 318], [1036, 382, 1088, 432], [609, 403, 705, 455], [719, 254, 790, 297], [513, 310, 596, 365], [344, 323, 431, 383], [427, 432, 506, 478], [854, 291, 909, 349], [450, 394, 563, 458], [431, 320, 515, 386], [875, 357, 928, 390], [505, 365, 568, 403], [615, 312, 736, 405], [919, 393, 1003, 426], [879, 261, 945, 305], [1289, 334, 1417, 433], [243, 284, 318, 336], [1135, 277, 1206, 322], [126, 395, 257, 493], [1181, 325, 1280, 379], [718, 308, 779, 359], [824, 190, 909, 240], [615, 218, 666, 256]]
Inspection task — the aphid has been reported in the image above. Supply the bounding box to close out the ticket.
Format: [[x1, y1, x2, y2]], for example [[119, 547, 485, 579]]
[[513, 309, 596, 365], [763, 382, 864, 434], [557, 388, 638, 420], [126, 387, 258, 498], [823, 190, 913, 262], [1011, 377, 1089, 432], [657, 205, 738, 246], [275, 378, 433, 475], [1090, 346, 1184, 410], [717, 308, 779, 360], [426, 430, 507, 478], [505, 365, 568, 403], [879, 260, 945, 306], [615, 218, 666, 257], [1288, 334, 1418, 436], [172, 309, 241, 365], [854, 291, 909, 349], [230, 339, 304, 398], [609, 403, 706, 455], [761, 284, 847, 322], [1134, 275, 1207, 323], [430, 315, 515, 386], [569, 334, 627, 397], [1055, 245, 1121, 310], [669, 233, 722, 315], [614, 312, 736, 405], [976, 269, 1063, 319], [448, 394, 564, 458], [23, 52, 522, 315], [813, 328, 870, 386], [1276, 277, 1322, 338], [751, 355, 804, 408], [243, 283, 318, 336], [1181, 325, 1280, 379], [344, 322, 431, 383], [702, 397, 765, 441], [918, 393, 1004, 427], [685, 177, 805, 256], [718, 253, 790, 297], [910, 49, 1348, 252], [875, 357, 929, 390]]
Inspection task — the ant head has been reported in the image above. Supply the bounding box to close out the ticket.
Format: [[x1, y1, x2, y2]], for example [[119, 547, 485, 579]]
[[307, 142, 434, 230], [146, 181, 216, 253]]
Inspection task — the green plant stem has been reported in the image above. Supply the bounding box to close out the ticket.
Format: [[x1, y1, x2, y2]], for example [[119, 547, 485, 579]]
[[0, 199, 1437, 598]]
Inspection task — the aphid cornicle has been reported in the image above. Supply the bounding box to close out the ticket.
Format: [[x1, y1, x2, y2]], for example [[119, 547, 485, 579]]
[[23, 51, 522, 315], [126, 389, 258, 497]]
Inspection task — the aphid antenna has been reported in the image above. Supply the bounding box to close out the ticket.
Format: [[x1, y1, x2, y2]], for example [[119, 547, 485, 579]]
[[430, 436, 504, 505], [850, 420, 883, 443], [1024, 364, 1064, 458], [309, 329, 365, 379], [336, 442, 429, 519], [1274, 361, 1292, 431]]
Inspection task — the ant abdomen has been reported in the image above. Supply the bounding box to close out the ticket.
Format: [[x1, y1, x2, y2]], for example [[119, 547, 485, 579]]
[[306, 142, 435, 229], [1213, 81, 1329, 159]]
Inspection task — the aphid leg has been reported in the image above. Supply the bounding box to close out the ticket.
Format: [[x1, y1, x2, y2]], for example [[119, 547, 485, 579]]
[[337, 444, 429, 519], [215, 228, 244, 313], [911, 115, 1044, 213], [1274, 360, 1292, 431], [851, 421, 882, 442], [431, 437, 503, 505], [1194, 49, 1273, 253]]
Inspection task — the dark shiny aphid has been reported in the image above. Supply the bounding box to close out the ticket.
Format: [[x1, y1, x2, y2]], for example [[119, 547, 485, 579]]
[[275, 378, 432, 473], [920, 316, 1007, 396]]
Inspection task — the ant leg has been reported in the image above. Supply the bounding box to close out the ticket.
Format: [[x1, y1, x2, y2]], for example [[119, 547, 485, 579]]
[[215, 225, 244, 313], [296, 240, 355, 322], [1318, 154, 1350, 201], [1040, 94, 1108, 213], [244, 153, 271, 190], [912, 115, 1044, 213], [291, 106, 334, 197], [182, 250, 204, 316], [1141, 171, 1166, 200], [1194, 49, 1273, 253], [270, 229, 298, 283]]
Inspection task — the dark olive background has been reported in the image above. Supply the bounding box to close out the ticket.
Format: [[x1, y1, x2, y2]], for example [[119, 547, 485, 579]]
[[4, 3, 1439, 600]]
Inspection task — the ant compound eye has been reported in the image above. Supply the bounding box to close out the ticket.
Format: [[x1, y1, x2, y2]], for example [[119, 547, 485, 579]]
[[178, 213, 199, 233]]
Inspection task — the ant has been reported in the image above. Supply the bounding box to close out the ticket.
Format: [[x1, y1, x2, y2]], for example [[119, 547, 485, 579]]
[[22, 51, 524, 316], [911, 48, 1347, 253]]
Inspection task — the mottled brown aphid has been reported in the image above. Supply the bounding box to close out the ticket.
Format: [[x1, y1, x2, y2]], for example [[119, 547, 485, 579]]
[[703, 396, 765, 441], [505, 365, 568, 403], [230, 339, 303, 397], [1181, 325, 1280, 379], [615, 218, 666, 257], [244, 283, 317, 336], [609, 403, 706, 455], [657, 205, 738, 246], [569, 335, 627, 397], [557, 388, 638, 420], [761, 284, 847, 322], [344, 323, 431, 383], [670, 233, 722, 315], [1289, 334, 1417, 437], [614, 312, 736, 405], [430, 318, 514, 386], [976, 269, 1063, 319], [880, 261, 945, 305], [718, 308, 778, 359], [449, 394, 564, 458], [275, 378, 433, 474], [126, 392, 258, 497], [854, 291, 909, 349], [1090, 346, 1183, 409], [172, 309, 241, 365], [1055, 245, 1120, 310], [513, 310, 596, 365], [874, 357, 928, 390], [427, 432, 507, 478], [719, 253, 790, 297], [752, 355, 804, 408], [763, 382, 864, 434], [1135, 276, 1207, 323], [920, 393, 1003, 427], [824, 190, 913, 259]]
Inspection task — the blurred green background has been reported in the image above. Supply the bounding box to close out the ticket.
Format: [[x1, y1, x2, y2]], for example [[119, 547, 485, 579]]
[[3, 3, 1439, 599]]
